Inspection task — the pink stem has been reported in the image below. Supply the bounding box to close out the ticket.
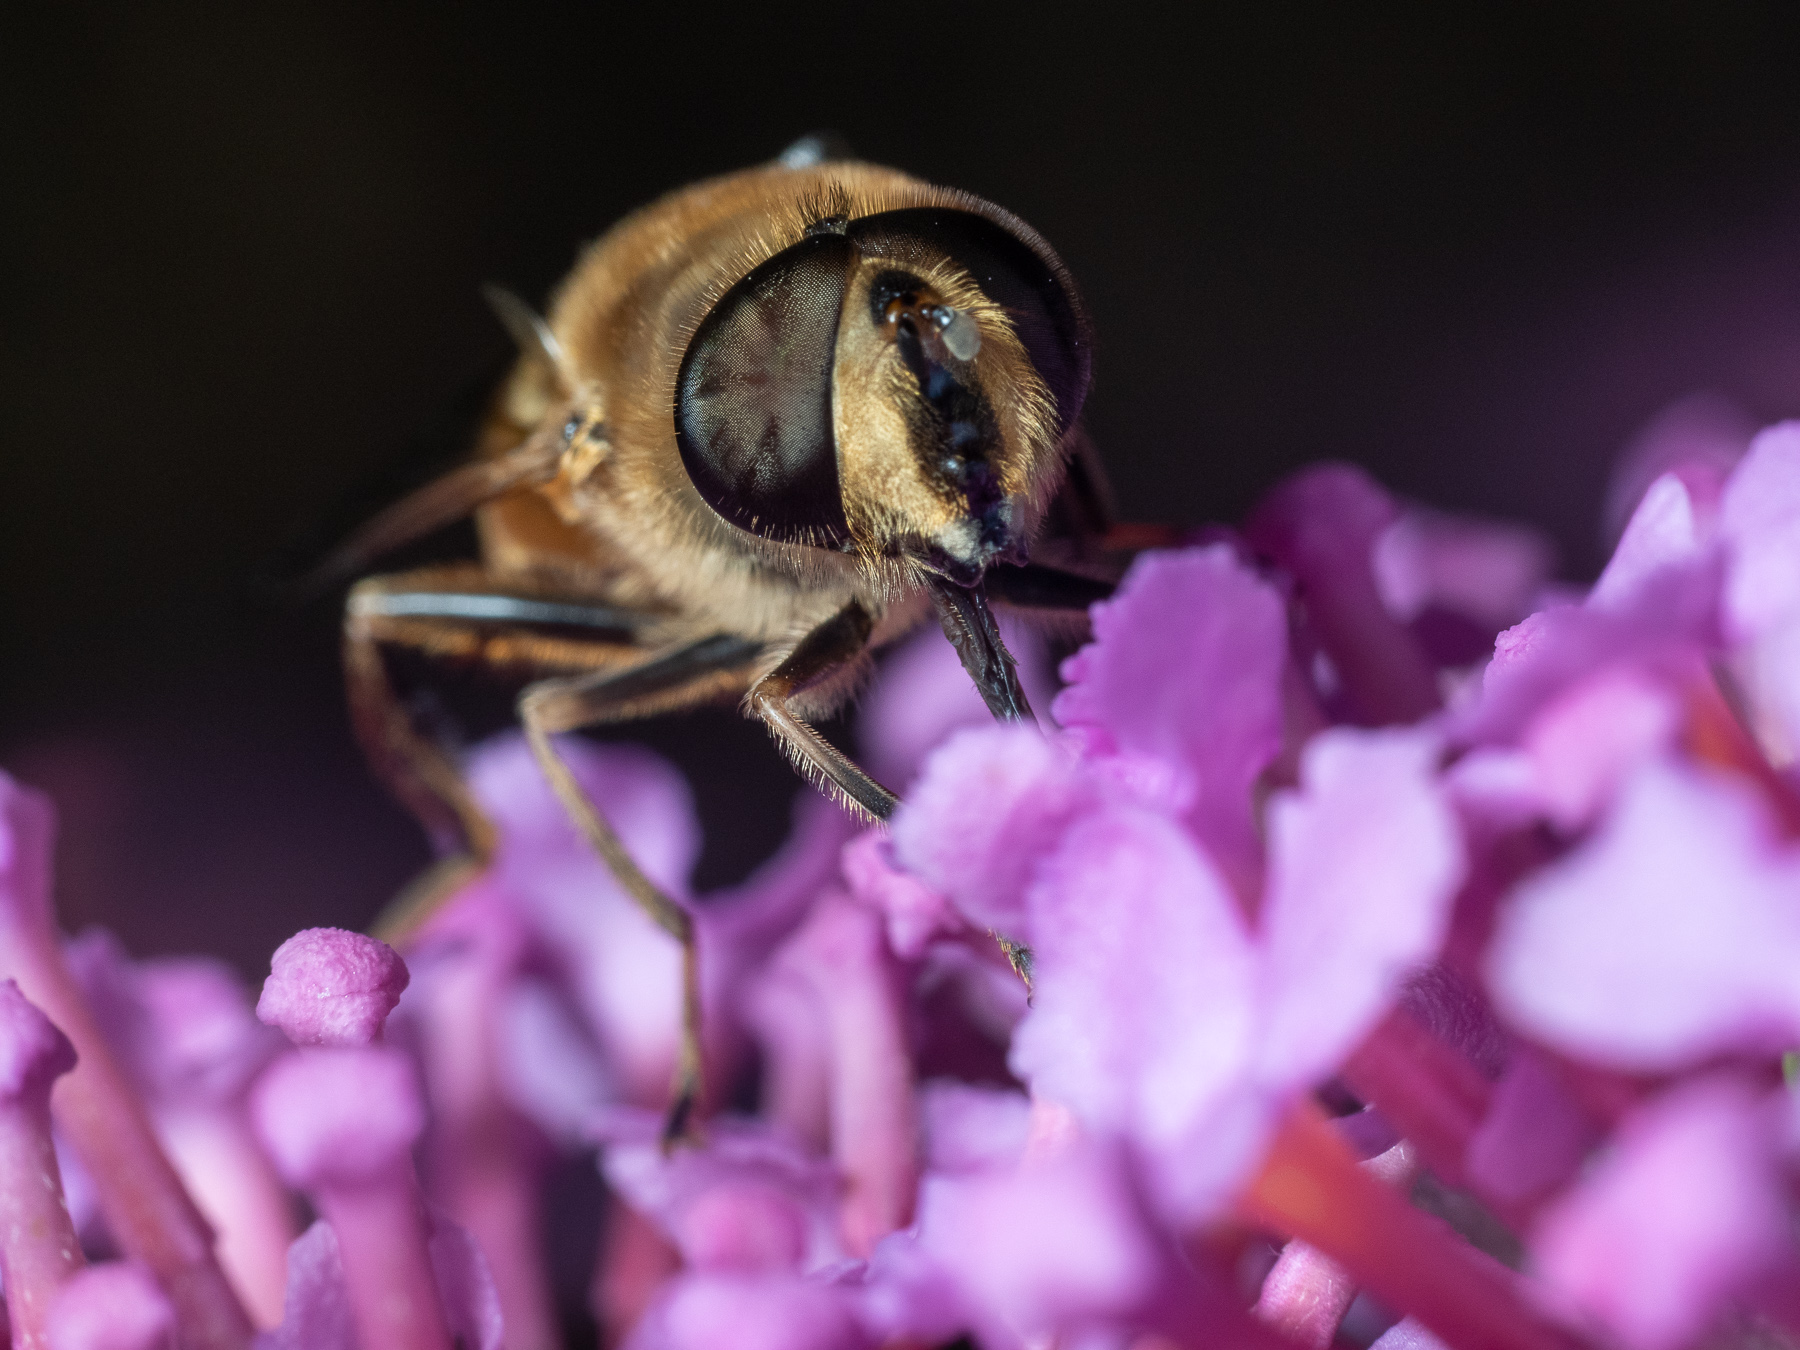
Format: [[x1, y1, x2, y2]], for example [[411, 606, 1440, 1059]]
[[417, 949, 559, 1350], [591, 1200, 679, 1346], [1254, 1144, 1420, 1348], [788, 893, 917, 1256], [1239, 1104, 1586, 1350], [1255, 1242, 1359, 1350], [314, 1177, 452, 1350], [743, 971, 832, 1151], [252, 1047, 451, 1350], [155, 1108, 296, 1331], [0, 779, 251, 1350], [1342, 1008, 1490, 1193], [0, 1094, 84, 1347]]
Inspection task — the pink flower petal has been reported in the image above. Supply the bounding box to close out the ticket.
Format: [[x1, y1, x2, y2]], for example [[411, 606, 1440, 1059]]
[[917, 1081, 1032, 1174], [1256, 729, 1464, 1093], [1720, 420, 1800, 641], [1444, 747, 1544, 834], [1728, 616, 1800, 769], [1373, 507, 1553, 631], [889, 724, 1088, 940], [773, 892, 917, 1255], [1053, 545, 1285, 882], [1531, 1076, 1785, 1350], [490, 973, 611, 1142], [1456, 561, 1719, 748], [1464, 1049, 1598, 1207], [673, 1182, 810, 1276], [1717, 424, 1800, 764], [1487, 759, 1800, 1068], [424, 1211, 506, 1350], [1370, 1317, 1452, 1350], [259, 1222, 357, 1350], [1244, 464, 1439, 724], [468, 734, 699, 895], [912, 1140, 1163, 1345], [1518, 666, 1682, 833], [838, 832, 959, 961], [1051, 540, 1296, 788], [465, 735, 700, 1102], [1589, 473, 1710, 612], [132, 959, 281, 1105], [598, 1110, 847, 1276], [1601, 393, 1750, 545], [1011, 804, 1264, 1215], [858, 619, 1053, 793], [634, 1272, 867, 1350], [738, 965, 832, 1151]]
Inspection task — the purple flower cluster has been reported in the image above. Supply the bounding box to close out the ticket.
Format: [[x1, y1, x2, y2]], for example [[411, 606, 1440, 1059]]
[[3, 409, 1800, 1350]]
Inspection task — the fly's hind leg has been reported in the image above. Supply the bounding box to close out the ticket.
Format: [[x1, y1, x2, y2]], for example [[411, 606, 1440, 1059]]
[[343, 563, 655, 942], [516, 635, 766, 1143]]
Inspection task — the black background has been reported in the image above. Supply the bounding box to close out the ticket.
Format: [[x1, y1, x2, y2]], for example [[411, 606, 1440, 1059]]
[[6, 4, 1800, 971]]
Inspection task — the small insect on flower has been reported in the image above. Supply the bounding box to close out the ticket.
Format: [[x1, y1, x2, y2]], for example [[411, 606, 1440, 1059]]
[[312, 134, 1152, 1140]]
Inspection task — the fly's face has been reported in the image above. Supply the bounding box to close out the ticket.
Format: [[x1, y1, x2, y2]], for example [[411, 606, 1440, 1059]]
[[674, 200, 1090, 585]]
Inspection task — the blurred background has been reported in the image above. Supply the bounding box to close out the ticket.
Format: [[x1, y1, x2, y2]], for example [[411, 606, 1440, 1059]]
[[5, 4, 1800, 971]]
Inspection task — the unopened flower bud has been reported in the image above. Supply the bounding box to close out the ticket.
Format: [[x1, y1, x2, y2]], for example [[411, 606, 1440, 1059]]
[[257, 929, 408, 1048]]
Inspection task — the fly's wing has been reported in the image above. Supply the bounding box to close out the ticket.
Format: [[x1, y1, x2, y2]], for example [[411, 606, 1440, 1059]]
[[1030, 425, 1180, 577], [1040, 424, 1118, 548], [293, 425, 565, 595], [777, 130, 855, 168], [256, 291, 570, 603]]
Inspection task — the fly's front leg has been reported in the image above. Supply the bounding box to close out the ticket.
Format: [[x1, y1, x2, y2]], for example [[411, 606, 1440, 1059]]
[[748, 601, 900, 823], [515, 635, 765, 1144]]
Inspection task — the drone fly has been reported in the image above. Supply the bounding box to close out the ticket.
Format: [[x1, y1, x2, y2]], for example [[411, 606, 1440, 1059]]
[[318, 135, 1140, 1137]]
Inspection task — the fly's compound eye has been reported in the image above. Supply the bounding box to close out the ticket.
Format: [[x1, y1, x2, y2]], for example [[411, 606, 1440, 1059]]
[[675, 234, 855, 546], [674, 204, 1089, 547], [847, 207, 1090, 433]]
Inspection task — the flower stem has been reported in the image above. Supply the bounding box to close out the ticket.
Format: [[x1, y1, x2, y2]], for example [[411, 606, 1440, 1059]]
[[1254, 1144, 1420, 1348], [316, 1179, 453, 1350], [0, 1089, 83, 1347], [1342, 1009, 1489, 1195], [0, 780, 252, 1349], [1240, 1103, 1583, 1350], [787, 894, 917, 1255]]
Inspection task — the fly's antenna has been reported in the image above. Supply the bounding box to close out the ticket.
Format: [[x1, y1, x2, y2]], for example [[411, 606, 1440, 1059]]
[[482, 285, 575, 391]]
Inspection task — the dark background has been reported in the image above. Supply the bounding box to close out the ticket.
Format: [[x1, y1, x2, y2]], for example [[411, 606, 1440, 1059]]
[[5, 4, 1800, 972]]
